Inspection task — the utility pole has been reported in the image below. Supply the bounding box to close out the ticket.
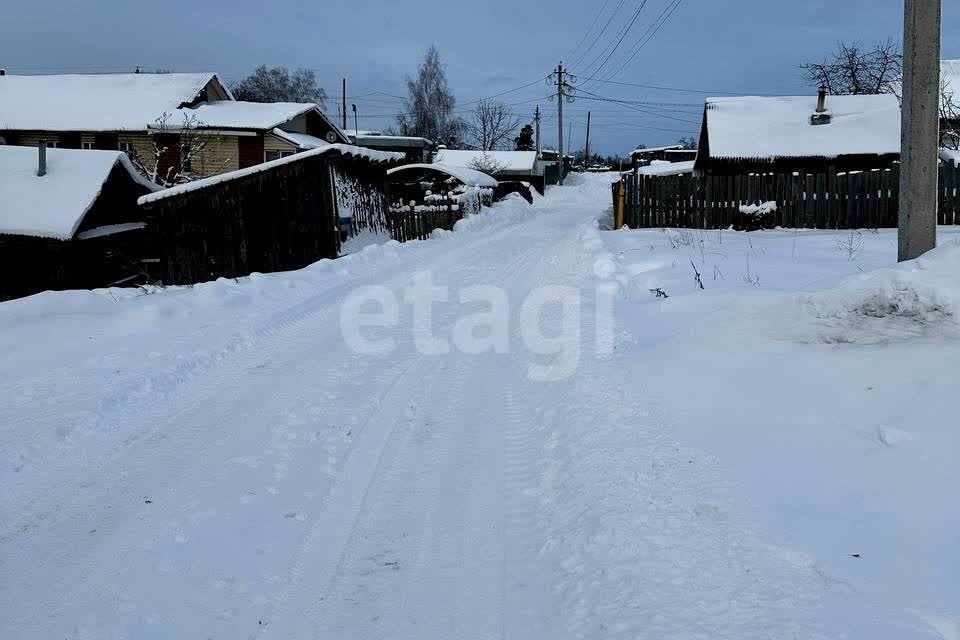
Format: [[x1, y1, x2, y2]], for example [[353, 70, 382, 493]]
[[534, 105, 541, 157], [549, 63, 576, 185], [899, 0, 942, 262], [584, 110, 592, 169], [342, 78, 348, 131], [352, 104, 359, 138]]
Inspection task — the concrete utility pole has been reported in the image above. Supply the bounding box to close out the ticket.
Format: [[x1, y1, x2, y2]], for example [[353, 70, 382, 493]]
[[342, 78, 348, 130], [584, 110, 592, 168], [899, 0, 942, 262], [549, 63, 576, 185], [556, 63, 565, 185]]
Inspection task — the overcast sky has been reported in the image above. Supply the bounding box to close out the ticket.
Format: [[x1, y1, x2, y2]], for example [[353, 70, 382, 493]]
[[3, 0, 959, 154]]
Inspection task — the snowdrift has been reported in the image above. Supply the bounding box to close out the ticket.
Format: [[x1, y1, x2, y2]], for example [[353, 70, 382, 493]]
[[776, 242, 960, 344]]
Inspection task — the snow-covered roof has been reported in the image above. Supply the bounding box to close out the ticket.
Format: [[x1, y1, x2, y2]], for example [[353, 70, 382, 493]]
[[703, 93, 901, 161], [168, 101, 318, 131], [352, 134, 434, 148], [0, 72, 227, 132], [271, 128, 330, 150], [940, 148, 960, 165], [433, 150, 537, 173], [387, 163, 499, 188], [139, 144, 404, 205], [0, 146, 157, 240], [631, 145, 683, 155], [636, 160, 696, 176]]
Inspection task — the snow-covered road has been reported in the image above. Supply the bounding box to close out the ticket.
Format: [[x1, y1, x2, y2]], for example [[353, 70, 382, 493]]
[[2, 174, 957, 639]]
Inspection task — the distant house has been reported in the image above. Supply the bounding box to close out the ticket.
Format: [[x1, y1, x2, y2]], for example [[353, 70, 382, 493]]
[[694, 90, 901, 175], [432, 149, 545, 193], [138, 145, 402, 285], [348, 131, 435, 163], [663, 148, 698, 163], [0, 145, 158, 300], [0, 72, 349, 181], [630, 145, 683, 167], [387, 163, 497, 205]]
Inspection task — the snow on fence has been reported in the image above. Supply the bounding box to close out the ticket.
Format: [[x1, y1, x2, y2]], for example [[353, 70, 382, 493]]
[[616, 163, 960, 230], [386, 189, 489, 242]]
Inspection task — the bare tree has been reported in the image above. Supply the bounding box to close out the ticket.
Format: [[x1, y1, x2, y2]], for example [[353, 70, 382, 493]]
[[466, 99, 521, 151], [941, 78, 960, 151], [133, 112, 226, 187], [467, 153, 508, 175], [801, 39, 903, 95], [397, 46, 464, 146]]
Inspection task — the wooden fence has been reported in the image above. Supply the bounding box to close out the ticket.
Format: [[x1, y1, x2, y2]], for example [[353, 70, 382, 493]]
[[386, 193, 479, 242], [385, 190, 490, 242], [616, 164, 960, 230]]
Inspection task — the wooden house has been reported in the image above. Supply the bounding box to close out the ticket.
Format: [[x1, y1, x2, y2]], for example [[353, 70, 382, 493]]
[[137, 145, 402, 285], [693, 91, 901, 175], [630, 145, 683, 167], [0, 145, 158, 300], [0, 72, 350, 182]]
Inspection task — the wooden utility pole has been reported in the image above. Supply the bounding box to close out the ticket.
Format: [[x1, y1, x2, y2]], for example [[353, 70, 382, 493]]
[[584, 110, 592, 167], [534, 105, 541, 157], [342, 78, 348, 130], [899, 0, 942, 261]]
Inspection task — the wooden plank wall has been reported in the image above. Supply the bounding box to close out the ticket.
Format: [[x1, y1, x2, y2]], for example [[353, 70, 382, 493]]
[[617, 164, 960, 230]]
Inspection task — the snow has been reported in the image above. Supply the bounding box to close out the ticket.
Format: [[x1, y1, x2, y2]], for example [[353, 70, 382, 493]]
[[0, 145, 157, 240], [636, 159, 695, 176], [386, 162, 499, 188], [74, 222, 147, 240], [631, 144, 683, 155], [139, 144, 404, 205], [3, 172, 960, 639], [168, 101, 322, 131], [271, 128, 330, 150], [0, 72, 223, 131], [433, 149, 538, 172], [940, 147, 960, 165], [704, 93, 901, 160]]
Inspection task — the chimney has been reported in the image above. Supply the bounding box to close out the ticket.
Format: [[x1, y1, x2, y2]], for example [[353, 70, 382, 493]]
[[0, 69, 6, 76], [37, 140, 47, 177], [810, 85, 832, 126]]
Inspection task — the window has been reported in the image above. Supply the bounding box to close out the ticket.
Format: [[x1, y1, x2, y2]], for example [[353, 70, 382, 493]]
[[265, 150, 295, 162], [43, 140, 59, 148], [119, 141, 133, 154], [81, 141, 94, 150]]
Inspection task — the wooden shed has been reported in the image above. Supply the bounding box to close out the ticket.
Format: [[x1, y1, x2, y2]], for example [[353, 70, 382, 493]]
[[137, 144, 403, 285], [0, 145, 158, 301]]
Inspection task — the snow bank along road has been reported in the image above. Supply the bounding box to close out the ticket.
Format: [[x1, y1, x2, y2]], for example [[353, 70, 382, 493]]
[[2, 173, 957, 639]]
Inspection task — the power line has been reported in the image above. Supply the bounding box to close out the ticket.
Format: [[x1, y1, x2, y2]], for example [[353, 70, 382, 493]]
[[602, 0, 684, 81], [570, 0, 630, 70], [567, 0, 613, 63], [579, 0, 650, 82]]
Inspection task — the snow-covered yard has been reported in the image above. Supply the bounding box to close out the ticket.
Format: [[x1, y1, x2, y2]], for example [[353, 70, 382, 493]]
[[1, 173, 958, 639]]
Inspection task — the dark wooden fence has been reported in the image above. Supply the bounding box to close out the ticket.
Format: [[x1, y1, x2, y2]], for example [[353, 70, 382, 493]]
[[617, 164, 960, 230], [386, 193, 481, 242]]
